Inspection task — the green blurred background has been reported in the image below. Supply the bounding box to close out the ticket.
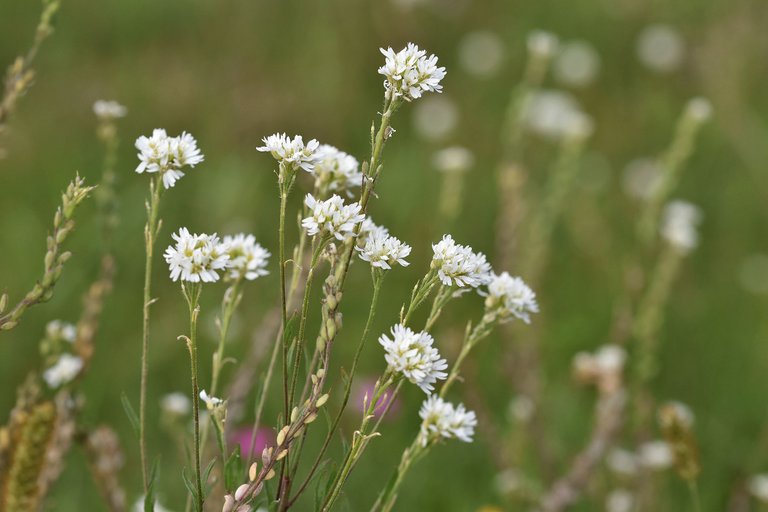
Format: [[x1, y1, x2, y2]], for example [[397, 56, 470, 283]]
[[1, 0, 768, 510]]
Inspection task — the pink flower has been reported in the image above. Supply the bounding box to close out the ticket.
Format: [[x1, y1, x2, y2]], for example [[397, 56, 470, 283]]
[[229, 426, 274, 459]]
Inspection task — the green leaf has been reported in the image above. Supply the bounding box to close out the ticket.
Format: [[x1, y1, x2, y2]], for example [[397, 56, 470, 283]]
[[224, 445, 244, 492], [202, 458, 217, 497], [182, 467, 198, 502], [121, 392, 140, 439], [145, 457, 161, 512]]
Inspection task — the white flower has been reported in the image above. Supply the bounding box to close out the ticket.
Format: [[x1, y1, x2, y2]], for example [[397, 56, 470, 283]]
[[686, 97, 712, 124], [46, 319, 77, 343], [257, 133, 320, 173], [457, 31, 505, 78], [660, 401, 695, 428], [358, 217, 389, 243], [161, 392, 191, 416], [43, 354, 83, 388], [527, 30, 559, 59], [749, 474, 768, 503], [301, 194, 365, 241], [554, 40, 600, 88], [223, 233, 270, 281], [199, 390, 224, 410], [637, 440, 673, 470], [573, 344, 627, 383], [484, 272, 539, 323], [133, 497, 173, 512], [636, 24, 684, 73], [418, 395, 477, 445], [93, 100, 127, 119], [606, 489, 634, 512], [164, 228, 230, 283], [135, 129, 204, 189], [660, 200, 702, 253], [412, 96, 458, 141], [431, 234, 492, 288], [313, 144, 363, 194], [378, 324, 448, 394], [622, 158, 662, 200], [432, 146, 474, 174], [523, 90, 593, 141], [356, 228, 411, 270], [379, 42, 446, 102], [606, 448, 639, 477]]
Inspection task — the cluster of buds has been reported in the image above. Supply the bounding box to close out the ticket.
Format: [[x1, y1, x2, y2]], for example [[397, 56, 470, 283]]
[[572, 344, 626, 393], [317, 274, 343, 355]]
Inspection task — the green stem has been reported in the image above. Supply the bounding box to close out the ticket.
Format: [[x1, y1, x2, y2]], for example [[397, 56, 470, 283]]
[[373, 437, 427, 512], [688, 479, 702, 512], [139, 175, 162, 494], [440, 314, 496, 398], [183, 283, 204, 512]]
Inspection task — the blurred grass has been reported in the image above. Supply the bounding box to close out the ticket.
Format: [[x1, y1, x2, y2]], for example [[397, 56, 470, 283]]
[[1, 0, 768, 510]]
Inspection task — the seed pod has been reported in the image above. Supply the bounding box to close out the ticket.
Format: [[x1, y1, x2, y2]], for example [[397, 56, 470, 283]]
[[316, 394, 329, 408], [248, 462, 258, 482]]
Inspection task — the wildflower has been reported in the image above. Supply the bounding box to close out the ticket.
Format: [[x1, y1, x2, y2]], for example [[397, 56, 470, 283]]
[[622, 158, 662, 200], [46, 319, 77, 343], [161, 392, 191, 416], [685, 97, 713, 124], [659, 401, 695, 428], [431, 234, 492, 288], [43, 353, 83, 388], [132, 498, 173, 512], [522, 90, 593, 141], [507, 395, 535, 423], [606, 489, 634, 512], [749, 474, 768, 503], [573, 344, 627, 385], [356, 228, 411, 269], [222, 233, 270, 281], [358, 217, 389, 243], [527, 30, 559, 59], [301, 194, 365, 241], [660, 200, 702, 253], [257, 133, 320, 173], [483, 272, 539, 323], [636, 24, 684, 73], [637, 440, 673, 470], [92, 99, 127, 119], [379, 42, 446, 102], [378, 324, 448, 394], [457, 31, 505, 78], [164, 228, 229, 283], [229, 426, 274, 458], [199, 390, 224, 410], [553, 40, 601, 88], [418, 395, 477, 445], [313, 144, 363, 194], [412, 96, 458, 141], [135, 129, 204, 189], [606, 448, 639, 477], [432, 146, 474, 174]]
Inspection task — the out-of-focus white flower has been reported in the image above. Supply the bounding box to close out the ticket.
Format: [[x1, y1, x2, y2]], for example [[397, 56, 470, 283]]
[[554, 40, 600, 88], [749, 474, 768, 503], [573, 344, 626, 387], [507, 395, 535, 423], [622, 158, 662, 200], [523, 90, 593, 141], [432, 146, 475, 174], [412, 96, 458, 141], [43, 353, 83, 388], [301, 194, 365, 241], [527, 30, 559, 60], [46, 320, 77, 343], [483, 272, 539, 323], [164, 228, 229, 283], [418, 395, 477, 445], [660, 200, 702, 253], [313, 144, 363, 194], [685, 97, 713, 124], [457, 31, 505, 78], [379, 42, 446, 102], [93, 100, 127, 119], [223, 234, 270, 281], [606, 448, 639, 477], [431, 234, 492, 288], [133, 497, 173, 512], [135, 129, 204, 189], [636, 24, 685, 73], [660, 401, 695, 428], [637, 440, 673, 470], [606, 489, 634, 512], [356, 229, 411, 270], [379, 324, 448, 394], [257, 133, 320, 174], [738, 254, 768, 295], [161, 392, 191, 416], [494, 469, 524, 495], [199, 390, 224, 410]]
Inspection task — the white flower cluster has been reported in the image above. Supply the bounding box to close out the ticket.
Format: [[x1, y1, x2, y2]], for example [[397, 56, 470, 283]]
[[135, 129, 204, 189], [749, 473, 768, 503], [46, 319, 77, 343], [314, 144, 363, 194], [527, 30, 559, 59], [223, 234, 270, 281], [199, 390, 224, 410], [43, 353, 83, 388], [418, 395, 477, 446], [522, 90, 593, 141], [301, 194, 365, 241], [164, 228, 229, 283], [378, 324, 448, 394], [484, 272, 539, 323], [356, 227, 411, 270], [431, 234, 492, 288], [573, 344, 627, 385], [378, 43, 446, 102], [257, 133, 320, 174], [93, 99, 127, 120], [660, 200, 702, 253]]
